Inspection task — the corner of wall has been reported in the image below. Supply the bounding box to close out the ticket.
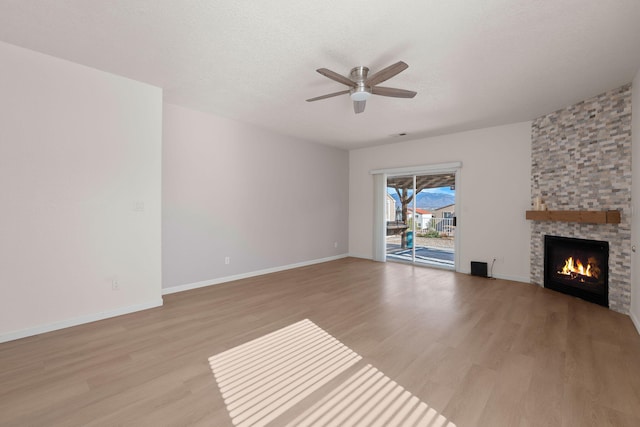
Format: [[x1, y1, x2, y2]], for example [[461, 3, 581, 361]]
[[631, 69, 640, 330], [632, 310, 640, 336]]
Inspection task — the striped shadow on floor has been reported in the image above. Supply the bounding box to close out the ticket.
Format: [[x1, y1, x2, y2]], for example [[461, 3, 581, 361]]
[[209, 319, 456, 427]]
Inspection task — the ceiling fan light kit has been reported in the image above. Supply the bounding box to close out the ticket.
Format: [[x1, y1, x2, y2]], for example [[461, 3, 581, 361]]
[[350, 91, 371, 102], [306, 61, 417, 114]]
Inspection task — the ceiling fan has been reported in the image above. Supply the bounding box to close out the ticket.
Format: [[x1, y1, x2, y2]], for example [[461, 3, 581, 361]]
[[306, 61, 417, 114]]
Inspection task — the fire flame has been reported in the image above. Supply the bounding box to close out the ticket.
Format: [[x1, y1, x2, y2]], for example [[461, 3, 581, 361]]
[[560, 256, 599, 279]]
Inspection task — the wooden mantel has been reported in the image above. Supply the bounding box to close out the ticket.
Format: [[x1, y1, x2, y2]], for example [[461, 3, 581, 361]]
[[525, 210, 621, 224]]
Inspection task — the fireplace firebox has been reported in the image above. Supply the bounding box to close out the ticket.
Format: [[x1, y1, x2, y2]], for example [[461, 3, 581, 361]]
[[544, 235, 609, 307]]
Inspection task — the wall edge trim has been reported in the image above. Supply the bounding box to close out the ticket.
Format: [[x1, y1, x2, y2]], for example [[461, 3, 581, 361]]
[[0, 298, 164, 344], [631, 311, 640, 336], [347, 253, 374, 261], [490, 273, 531, 283], [162, 254, 349, 295]]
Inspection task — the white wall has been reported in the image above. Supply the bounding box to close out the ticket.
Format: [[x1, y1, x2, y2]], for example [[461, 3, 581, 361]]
[[631, 70, 640, 333], [0, 42, 163, 342], [162, 104, 349, 291], [349, 122, 532, 282]]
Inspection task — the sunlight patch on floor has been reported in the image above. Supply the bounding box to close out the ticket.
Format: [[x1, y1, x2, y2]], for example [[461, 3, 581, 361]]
[[209, 319, 361, 427], [287, 364, 456, 427], [209, 319, 456, 427]]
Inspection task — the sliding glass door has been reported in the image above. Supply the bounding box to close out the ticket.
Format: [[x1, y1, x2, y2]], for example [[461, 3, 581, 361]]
[[386, 173, 456, 268]]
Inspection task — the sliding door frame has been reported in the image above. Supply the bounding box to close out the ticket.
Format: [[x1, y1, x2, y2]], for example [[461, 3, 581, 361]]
[[371, 162, 461, 270]]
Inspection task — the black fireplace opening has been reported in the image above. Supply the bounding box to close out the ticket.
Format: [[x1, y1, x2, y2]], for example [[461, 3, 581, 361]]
[[544, 235, 609, 307]]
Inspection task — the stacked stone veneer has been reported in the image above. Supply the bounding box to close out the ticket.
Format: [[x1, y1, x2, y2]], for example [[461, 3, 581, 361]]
[[530, 84, 632, 314]]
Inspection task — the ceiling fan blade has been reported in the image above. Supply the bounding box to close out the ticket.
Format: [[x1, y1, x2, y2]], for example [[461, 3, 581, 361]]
[[353, 100, 366, 114], [371, 86, 417, 98], [316, 68, 356, 87], [366, 61, 409, 86], [306, 90, 350, 102]]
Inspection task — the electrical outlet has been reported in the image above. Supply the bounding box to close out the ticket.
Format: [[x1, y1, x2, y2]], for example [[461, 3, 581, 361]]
[[112, 279, 120, 290], [225, 256, 230, 265], [334, 242, 338, 248]]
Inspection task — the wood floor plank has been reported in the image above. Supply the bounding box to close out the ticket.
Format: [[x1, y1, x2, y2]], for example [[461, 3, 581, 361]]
[[441, 363, 497, 426], [0, 258, 639, 426], [476, 352, 535, 426], [522, 346, 566, 426]]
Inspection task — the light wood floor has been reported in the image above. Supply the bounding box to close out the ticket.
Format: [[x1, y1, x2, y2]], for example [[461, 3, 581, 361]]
[[1, 258, 640, 426]]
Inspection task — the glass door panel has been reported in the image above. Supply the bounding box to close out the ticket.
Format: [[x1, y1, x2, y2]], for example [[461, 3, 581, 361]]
[[386, 175, 415, 263]]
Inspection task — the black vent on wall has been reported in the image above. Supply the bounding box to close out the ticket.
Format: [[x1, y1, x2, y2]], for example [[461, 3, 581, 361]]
[[471, 261, 488, 278]]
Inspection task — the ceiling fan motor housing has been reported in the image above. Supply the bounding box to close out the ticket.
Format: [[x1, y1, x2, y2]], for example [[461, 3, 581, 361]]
[[350, 66, 371, 101]]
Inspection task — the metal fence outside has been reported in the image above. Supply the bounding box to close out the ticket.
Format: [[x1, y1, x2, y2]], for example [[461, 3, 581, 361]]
[[419, 217, 455, 236]]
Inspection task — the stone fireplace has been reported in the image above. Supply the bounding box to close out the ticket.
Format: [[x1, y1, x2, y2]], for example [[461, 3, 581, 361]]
[[530, 84, 632, 314]]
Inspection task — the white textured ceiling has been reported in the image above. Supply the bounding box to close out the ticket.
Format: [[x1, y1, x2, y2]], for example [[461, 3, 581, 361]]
[[1, 1, 640, 149]]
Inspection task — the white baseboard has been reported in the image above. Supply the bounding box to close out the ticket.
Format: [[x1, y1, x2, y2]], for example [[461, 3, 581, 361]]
[[350, 255, 530, 282], [347, 253, 373, 261], [162, 254, 349, 295], [490, 273, 531, 283], [631, 311, 640, 336], [0, 298, 164, 344]]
